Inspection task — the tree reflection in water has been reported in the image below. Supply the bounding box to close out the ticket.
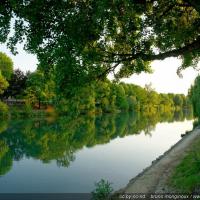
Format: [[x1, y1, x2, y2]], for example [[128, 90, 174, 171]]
[[0, 109, 193, 176]]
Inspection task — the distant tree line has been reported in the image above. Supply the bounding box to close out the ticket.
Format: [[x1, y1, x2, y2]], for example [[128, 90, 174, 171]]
[[1, 68, 192, 115], [56, 79, 192, 115], [0, 52, 192, 116]]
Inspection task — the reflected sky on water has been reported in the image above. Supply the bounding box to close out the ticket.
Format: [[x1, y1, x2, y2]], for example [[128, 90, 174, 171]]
[[0, 110, 194, 192]]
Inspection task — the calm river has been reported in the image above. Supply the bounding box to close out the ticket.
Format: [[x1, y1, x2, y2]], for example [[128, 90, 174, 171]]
[[0, 110, 193, 192]]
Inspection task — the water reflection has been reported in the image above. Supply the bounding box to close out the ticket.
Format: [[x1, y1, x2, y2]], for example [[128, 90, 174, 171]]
[[0, 109, 193, 176]]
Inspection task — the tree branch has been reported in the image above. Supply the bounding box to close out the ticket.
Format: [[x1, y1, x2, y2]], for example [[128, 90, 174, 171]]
[[96, 62, 120, 80], [101, 37, 200, 64], [136, 37, 200, 61]]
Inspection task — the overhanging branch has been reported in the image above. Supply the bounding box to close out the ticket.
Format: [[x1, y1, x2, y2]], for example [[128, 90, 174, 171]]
[[135, 37, 200, 61], [101, 37, 200, 64]]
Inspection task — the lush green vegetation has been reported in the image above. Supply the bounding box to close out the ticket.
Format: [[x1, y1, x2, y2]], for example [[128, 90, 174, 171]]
[[56, 80, 191, 115], [0, 52, 13, 80], [0, 52, 13, 117], [169, 137, 200, 193], [0, 1, 199, 194], [189, 75, 200, 119], [0, 1, 200, 95], [167, 75, 200, 193], [0, 52, 192, 118]]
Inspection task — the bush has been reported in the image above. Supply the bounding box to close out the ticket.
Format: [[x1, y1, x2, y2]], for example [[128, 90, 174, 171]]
[[0, 101, 9, 118], [92, 179, 113, 200]]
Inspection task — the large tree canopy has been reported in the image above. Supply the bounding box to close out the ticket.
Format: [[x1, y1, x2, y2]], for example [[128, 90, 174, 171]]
[[0, 0, 200, 92]]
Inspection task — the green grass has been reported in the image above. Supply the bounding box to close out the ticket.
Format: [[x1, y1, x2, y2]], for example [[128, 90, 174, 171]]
[[169, 137, 200, 193]]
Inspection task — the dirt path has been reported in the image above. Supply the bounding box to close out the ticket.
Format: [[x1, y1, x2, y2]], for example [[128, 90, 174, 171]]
[[119, 127, 200, 193]]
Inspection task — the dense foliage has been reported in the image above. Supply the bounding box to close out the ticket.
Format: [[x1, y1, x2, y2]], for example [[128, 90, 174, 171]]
[[3, 69, 28, 98], [189, 75, 200, 118], [0, 52, 13, 80], [0, 52, 13, 116], [56, 80, 191, 115], [0, 52, 13, 94], [0, 1, 200, 95], [0, 52, 191, 116]]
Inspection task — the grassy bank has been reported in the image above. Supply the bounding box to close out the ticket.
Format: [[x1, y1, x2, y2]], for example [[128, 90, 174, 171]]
[[169, 135, 200, 193]]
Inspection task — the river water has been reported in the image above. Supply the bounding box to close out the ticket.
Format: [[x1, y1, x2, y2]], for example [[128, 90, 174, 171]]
[[0, 111, 193, 192]]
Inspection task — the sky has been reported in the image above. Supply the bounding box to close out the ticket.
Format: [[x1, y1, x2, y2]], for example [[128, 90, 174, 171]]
[[122, 58, 199, 95], [0, 43, 199, 95], [0, 43, 38, 72]]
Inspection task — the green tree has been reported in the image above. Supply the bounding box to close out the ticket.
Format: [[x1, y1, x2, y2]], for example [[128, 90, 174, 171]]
[[0, 52, 13, 80], [115, 84, 129, 111], [0, 52, 13, 102], [58, 85, 95, 115], [189, 76, 200, 117], [2, 69, 27, 98], [173, 94, 183, 107], [25, 70, 55, 108], [159, 93, 174, 112], [95, 81, 116, 113], [0, 68, 9, 117], [0, 1, 200, 93]]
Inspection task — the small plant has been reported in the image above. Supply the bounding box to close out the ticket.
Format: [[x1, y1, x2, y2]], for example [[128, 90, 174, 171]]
[[92, 179, 113, 200]]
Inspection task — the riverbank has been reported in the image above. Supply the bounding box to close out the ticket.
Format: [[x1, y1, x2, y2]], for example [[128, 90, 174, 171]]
[[118, 126, 200, 193]]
